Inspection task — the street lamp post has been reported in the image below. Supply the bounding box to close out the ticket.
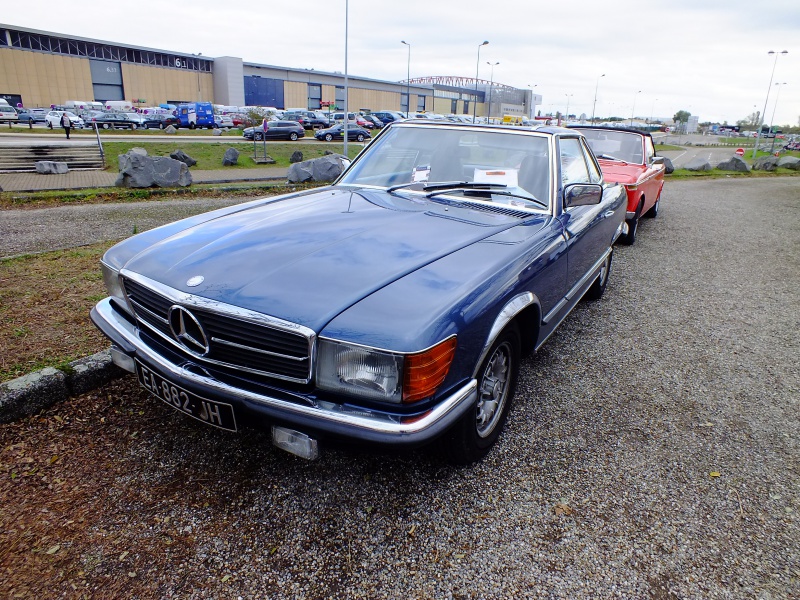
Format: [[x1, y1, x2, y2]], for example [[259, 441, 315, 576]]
[[769, 82, 787, 154], [752, 50, 788, 159], [472, 41, 489, 123], [486, 61, 499, 123], [648, 98, 658, 127], [343, 0, 349, 156], [401, 41, 411, 116], [630, 90, 641, 127], [564, 93, 573, 125], [192, 53, 202, 101], [591, 73, 605, 124]]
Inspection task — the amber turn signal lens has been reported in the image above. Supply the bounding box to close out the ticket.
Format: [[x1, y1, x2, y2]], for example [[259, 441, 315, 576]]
[[402, 337, 457, 403]]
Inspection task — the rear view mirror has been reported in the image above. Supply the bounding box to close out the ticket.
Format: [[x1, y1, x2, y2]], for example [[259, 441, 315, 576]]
[[564, 183, 603, 208]]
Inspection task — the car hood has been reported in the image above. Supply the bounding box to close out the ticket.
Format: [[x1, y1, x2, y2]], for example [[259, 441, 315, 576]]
[[597, 160, 647, 186], [120, 187, 535, 331]]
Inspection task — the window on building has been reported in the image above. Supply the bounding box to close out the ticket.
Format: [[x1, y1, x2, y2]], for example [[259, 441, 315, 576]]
[[417, 96, 425, 111], [308, 84, 321, 110], [335, 86, 345, 111], [401, 93, 409, 114]]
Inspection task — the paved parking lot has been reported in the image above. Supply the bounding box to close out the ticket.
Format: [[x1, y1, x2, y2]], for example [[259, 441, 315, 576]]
[[1, 178, 798, 598]]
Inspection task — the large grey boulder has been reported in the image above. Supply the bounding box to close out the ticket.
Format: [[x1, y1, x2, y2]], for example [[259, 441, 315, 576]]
[[662, 157, 675, 174], [129, 147, 148, 156], [777, 156, 800, 170], [287, 154, 349, 183], [116, 152, 192, 188], [716, 156, 750, 172], [212, 128, 222, 136], [170, 149, 197, 167], [164, 125, 178, 134], [753, 156, 779, 171], [35, 161, 69, 174], [685, 158, 712, 172], [222, 148, 239, 166]]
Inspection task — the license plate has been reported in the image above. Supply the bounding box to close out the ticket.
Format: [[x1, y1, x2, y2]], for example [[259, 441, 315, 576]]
[[136, 361, 237, 432]]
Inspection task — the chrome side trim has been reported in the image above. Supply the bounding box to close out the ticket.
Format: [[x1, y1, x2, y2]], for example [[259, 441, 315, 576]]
[[542, 247, 611, 325], [94, 298, 477, 438], [472, 292, 540, 378], [626, 211, 637, 219]]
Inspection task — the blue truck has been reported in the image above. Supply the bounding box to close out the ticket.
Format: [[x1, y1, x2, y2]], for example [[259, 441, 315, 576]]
[[175, 102, 215, 129]]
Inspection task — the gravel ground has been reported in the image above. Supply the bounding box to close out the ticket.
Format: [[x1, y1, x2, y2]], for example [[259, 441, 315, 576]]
[[1, 178, 799, 598], [0, 198, 248, 259]]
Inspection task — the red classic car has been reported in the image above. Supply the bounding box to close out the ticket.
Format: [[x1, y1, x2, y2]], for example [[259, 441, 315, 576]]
[[571, 126, 665, 245]]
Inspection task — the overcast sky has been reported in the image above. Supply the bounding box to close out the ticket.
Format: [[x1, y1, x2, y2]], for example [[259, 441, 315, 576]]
[[15, 0, 800, 125]]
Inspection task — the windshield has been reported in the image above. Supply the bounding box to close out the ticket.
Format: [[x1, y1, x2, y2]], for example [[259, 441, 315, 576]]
[[578, 129, 644, 164], [340, 125, 551, 209]]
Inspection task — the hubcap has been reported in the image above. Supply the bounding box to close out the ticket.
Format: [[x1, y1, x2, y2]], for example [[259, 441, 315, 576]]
[[476, 341, 512, 438]]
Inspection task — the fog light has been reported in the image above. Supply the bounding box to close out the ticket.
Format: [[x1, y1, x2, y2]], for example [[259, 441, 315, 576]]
[[110, 346, 135, 373], [272, 426, 319, 460]]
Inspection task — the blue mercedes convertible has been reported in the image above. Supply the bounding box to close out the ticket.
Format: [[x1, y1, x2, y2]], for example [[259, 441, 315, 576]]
[[91, 120, 626, 464]]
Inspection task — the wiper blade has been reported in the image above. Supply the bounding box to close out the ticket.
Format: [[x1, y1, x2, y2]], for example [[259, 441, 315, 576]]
[[423, 181, 508, 195], [597, 153, 629, 163], [427, 187, 548, 209]]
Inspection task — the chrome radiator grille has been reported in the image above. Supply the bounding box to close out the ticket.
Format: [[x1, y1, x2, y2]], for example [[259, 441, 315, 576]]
[[123, 276, 312, 383]]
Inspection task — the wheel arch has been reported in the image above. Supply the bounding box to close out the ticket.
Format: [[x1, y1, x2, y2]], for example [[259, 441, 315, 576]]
[[472, 292, 541, 379]]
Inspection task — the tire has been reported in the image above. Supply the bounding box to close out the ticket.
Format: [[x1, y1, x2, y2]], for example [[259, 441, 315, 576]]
[[620, 199, 642, 246], [324, 133, 333, 141], [189, 123, 196, 130], [444, 325, 520, 464], [48, 122, 53, 129], [159, 123, 165, 130], [103, 123, 111, 130], [254, 132, 263, 141], [131, 124, 137, 130], [289, 132, 298, 141], [644, 195, 660, 218], [585, 249, 613, 301], [356, 134, 365, 142]]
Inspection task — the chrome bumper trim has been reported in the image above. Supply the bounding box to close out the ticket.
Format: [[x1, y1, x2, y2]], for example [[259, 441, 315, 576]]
[[92, 298, 476, 440], [626, 210, 637, 219]]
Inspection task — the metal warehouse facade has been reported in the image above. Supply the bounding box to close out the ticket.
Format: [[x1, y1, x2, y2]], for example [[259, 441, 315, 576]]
[[0, 24, 534, 117]]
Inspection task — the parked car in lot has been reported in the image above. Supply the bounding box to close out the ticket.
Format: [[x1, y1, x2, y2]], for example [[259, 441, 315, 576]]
[[242, 120, 304, 141], [314, 123, 371, 142], [91, 121, 626, 464], [214, 114, 234, 128], [361, 114, 384, 129], [89, 112, 141, 130], [371, 110, 405, 124], [125, 113, 149, 128], [570, 125, 665, 245], [16, 108, 47, 124], [142, 113, 181, 129], [284, 111, 330, 129], [45, 110, 84, 129]]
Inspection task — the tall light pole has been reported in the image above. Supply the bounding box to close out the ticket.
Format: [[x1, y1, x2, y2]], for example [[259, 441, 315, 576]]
[[564, 93, 573, 125], [401, 41, 411, 116], [648, 98, 658, 128], [591, 73, 605, 124], [343, 0, 349, 156], [192, 53, 202, 101], [630, 90, 641, 127], [472, 41, 489, 123], [486, 61, 499, 123], [769, 82, 787, 154], [753, 50, 788, 159]]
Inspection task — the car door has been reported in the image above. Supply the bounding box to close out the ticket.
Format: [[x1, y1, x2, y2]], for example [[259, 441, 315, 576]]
[[558, 136, 614, 291]]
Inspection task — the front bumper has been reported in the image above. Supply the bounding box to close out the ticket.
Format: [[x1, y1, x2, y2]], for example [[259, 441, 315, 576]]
[[91, 298, 476, 446]]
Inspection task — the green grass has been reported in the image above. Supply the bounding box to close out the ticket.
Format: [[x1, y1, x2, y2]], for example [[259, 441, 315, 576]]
[[99, 140, 366, 171], [655, 144, 683, 151]]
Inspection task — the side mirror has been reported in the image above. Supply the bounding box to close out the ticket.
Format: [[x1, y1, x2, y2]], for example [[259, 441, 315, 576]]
[[564, 183, 603, 208], [651, 156, 665, 165]]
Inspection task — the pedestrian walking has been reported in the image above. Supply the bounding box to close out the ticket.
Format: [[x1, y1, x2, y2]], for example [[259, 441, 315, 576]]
[[61, 112, 72, 139]]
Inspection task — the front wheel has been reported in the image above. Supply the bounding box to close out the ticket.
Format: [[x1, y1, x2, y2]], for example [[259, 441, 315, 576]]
[[444, 325, 520, 464], [585, 249, 613, 300], [645, 196, 660, 218], [356, 134, 365, 142], [48, 122, 53, 129], [324, 133, 333, 141], [103, 123, 111, 129], [254, 132, 263, 141], [289, 132, 298, 141], [131, 124, 137, 130]]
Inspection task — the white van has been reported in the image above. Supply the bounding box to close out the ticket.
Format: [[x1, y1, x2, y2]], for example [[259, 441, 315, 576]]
[[0, 102, 18, 123]]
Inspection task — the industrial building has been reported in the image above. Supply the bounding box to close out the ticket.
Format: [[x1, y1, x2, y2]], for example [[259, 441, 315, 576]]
[[0, 24, 540, 117]]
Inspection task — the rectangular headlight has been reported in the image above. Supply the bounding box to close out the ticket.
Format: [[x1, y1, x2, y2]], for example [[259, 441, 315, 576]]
[[101, 260, 125, 302], [317, 339, 404, 403], [316, 336, 458, 404]]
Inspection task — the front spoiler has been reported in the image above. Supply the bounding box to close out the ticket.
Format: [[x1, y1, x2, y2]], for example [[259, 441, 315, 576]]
[[90, 298, 476, 446]]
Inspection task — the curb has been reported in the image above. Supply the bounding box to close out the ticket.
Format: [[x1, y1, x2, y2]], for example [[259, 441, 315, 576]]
[[0, 349, 126, 424]]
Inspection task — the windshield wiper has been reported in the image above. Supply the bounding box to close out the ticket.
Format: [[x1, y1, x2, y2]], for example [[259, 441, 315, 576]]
[[386, 180, 507, 195], [426, 186, 548, 209], [596, 153, 629, 164]]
